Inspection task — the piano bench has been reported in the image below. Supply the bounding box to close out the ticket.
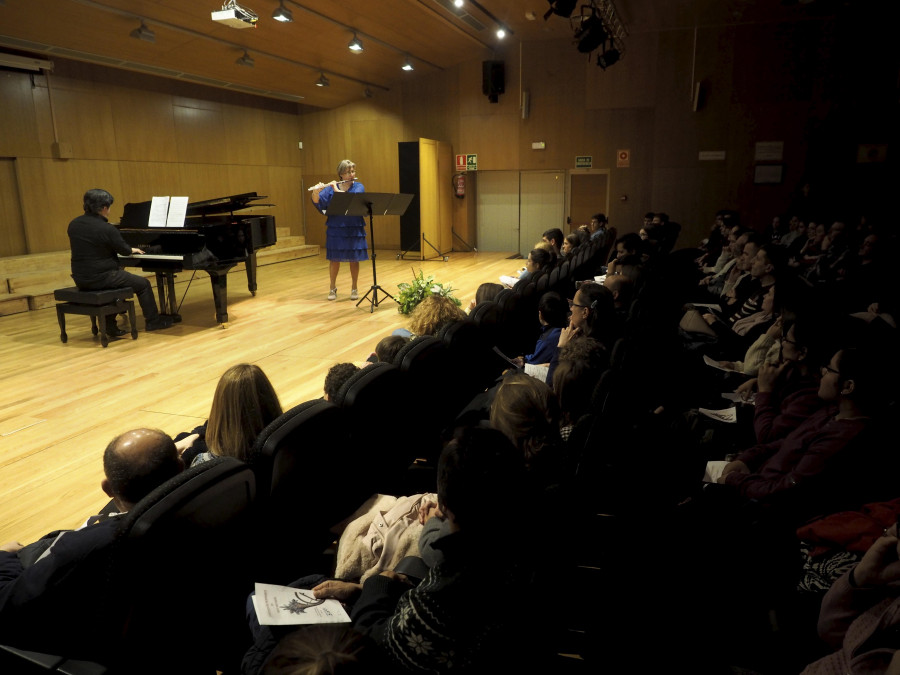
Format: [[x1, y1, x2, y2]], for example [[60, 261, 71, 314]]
[[53, 287, 138, 348]]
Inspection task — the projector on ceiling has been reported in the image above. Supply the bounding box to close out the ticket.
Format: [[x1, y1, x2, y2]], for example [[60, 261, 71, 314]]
[[211, 3, 258, 29]]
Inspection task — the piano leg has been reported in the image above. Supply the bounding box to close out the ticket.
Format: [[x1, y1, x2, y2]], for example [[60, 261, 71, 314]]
[[154, 271, 182, 323], [207, 269, 230, 325], [245, 251, 258, 296]]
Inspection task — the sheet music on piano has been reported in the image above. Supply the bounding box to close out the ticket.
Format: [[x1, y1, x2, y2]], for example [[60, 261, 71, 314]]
[[148, 196, 189, 228]]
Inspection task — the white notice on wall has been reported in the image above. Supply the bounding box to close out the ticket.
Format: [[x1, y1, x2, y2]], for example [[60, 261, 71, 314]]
[[165, 196, 189, 228], [148, 196, 170, 228]]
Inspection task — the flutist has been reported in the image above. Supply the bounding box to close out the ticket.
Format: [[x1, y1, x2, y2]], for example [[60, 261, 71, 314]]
[[310, 159, 367, 301]]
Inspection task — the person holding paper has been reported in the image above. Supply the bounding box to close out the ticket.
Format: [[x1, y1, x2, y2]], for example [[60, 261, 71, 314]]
[[310, 160, 368, 301], [68, 188, 173, 332]]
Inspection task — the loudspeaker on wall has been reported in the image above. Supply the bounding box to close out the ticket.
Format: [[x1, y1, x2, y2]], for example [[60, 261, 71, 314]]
[[482, 60, 505, 103]]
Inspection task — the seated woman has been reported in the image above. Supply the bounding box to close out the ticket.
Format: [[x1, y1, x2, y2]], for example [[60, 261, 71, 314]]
[[499, 247, 552, 288], [489, 371, 563, 481], [465, 282, 503, 313], [406, 294, 467, 337], [176, 363, 283, 467]]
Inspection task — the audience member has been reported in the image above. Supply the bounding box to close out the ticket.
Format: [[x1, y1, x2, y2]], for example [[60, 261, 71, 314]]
[[323, 363, 361, 402], [178, 363, 282, 466], [371, 335, 408, 364], [405, 294, 467, 337], [465, 281, 503, 313], [512, 291, 568, 369]]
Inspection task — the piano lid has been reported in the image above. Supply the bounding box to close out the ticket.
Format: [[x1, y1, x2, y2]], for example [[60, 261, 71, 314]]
[[119, 192, 271, 227]]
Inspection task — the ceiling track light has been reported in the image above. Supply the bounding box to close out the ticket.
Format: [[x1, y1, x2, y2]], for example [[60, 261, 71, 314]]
[[348, 32, 364, 52], [401, 56, 414, 71], [453, 0, 464, 7], [316, 72, 330, 87], [130, 20, 156, 43], [272, 0, 293, 22], [236, 49, 254, 67], [495, 26, 507, 39]]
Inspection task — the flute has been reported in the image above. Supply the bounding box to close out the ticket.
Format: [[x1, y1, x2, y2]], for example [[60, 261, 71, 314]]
[[307, 178, 358, 191]]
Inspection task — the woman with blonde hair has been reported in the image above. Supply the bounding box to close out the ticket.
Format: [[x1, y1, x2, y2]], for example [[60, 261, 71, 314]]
[[176, 363, 283, 466], [407, 294, 467, 337]]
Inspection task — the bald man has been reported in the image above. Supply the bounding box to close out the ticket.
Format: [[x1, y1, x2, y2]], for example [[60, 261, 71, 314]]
[[0, 429, 182, 615]]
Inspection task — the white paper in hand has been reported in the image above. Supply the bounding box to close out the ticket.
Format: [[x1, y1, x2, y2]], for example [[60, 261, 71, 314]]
[[698, 406, 738, 423], [252, 583, 352, 626]]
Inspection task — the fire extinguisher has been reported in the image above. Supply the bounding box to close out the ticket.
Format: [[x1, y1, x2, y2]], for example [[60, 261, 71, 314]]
[[453, 173, 466, 199]]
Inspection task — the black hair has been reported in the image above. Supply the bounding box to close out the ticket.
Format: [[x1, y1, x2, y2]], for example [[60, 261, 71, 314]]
[[538, 291, 569, 328], [592, 213, 608, 223], [437, 426, 526, 531], [375, 336, 409, 364], [575, 282, 616, 344], [324, 363, 360, 401], [83, 188, 114, 215], [542, 228, 564, 247], [616, 232, 642, 253]]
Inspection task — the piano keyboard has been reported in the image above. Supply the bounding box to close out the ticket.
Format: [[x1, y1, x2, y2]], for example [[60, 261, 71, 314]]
[[119, 253, 183, 261]]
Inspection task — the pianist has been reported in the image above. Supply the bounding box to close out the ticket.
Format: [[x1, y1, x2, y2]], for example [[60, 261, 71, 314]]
[[68, 189, 173, 332]]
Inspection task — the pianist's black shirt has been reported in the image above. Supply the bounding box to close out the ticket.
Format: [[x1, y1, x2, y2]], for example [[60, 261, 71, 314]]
[[68, 213, 132, 283]]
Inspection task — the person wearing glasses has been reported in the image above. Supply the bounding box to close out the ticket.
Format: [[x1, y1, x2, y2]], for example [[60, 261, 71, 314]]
[[714, 343, 892, 515]]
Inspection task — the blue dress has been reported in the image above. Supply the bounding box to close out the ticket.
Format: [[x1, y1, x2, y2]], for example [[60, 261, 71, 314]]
[[314, 181, 369, 263]]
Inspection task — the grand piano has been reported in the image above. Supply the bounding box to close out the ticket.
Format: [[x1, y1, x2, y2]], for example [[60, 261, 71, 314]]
[[116, 192, 277, 325]]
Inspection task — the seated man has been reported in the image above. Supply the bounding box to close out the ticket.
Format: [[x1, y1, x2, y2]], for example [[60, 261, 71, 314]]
[[68, 188, 173, 332], [711, 343, 895, 519], [318, 426, 550, 672], [0, 429, 184, 652]]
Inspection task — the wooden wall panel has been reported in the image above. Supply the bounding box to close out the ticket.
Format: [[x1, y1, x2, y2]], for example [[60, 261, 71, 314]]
[[223, 104, 268, 166], [519, 40, 585, 171], [109, 87, 178, 163], [266, 166, 304, 234], [265, 109, 304, 169], [16, 158, 123, 253], [173, 105, 228, 165], [418, 139, 439, 254], [437, 141, 453, 254], [0, 159, 27, 257], [117, 161, 181, 204], [0, 72, 42, 158]]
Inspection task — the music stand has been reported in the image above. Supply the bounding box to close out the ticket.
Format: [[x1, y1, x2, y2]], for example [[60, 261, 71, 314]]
[[328, 191, 414, 313]]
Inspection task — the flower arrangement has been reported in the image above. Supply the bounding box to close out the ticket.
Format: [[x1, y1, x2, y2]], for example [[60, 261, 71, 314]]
[[396, 268, 462, 315]]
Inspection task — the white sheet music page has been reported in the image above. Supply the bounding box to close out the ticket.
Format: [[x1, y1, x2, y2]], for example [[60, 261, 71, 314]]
[[165, 196, 189, 228], [148, 196, 170, 228]]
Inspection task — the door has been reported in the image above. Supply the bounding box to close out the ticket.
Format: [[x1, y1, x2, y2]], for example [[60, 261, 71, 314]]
[[520, 171, 566, 257], [475, 171, 519, 253], [568, 171, 609, 231]]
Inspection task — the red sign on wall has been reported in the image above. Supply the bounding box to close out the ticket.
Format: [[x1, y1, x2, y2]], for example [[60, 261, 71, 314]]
[[456, 154, 467, 172]]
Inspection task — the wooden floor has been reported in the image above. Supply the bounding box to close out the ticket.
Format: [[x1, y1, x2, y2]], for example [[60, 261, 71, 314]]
[[0, 250, 519, 546]]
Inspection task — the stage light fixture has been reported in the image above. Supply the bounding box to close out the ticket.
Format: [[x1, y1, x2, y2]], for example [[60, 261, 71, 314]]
[[348, 33, 364, 52], [272, 0, 293, 22], [130, 20, 156, 43], [402, 56, 414, 71], [211, 1, 258, 29], [544, 0, 577, 19], [597, 46, 620, 70], [236, 49, 254, 67], [575, 14, 607, 53], [453, 0, 464, 7], [316, 72, 330, 87]]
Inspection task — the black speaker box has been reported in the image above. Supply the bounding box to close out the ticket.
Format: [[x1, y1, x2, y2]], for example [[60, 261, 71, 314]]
[[482, 60, 505, 103]]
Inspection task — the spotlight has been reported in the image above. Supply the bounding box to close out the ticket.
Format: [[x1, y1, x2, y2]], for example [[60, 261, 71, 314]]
[[130, 20, 156, 43], [575, 14, 607, 53], [316, 72, 330, 87], [272, 0, 292, 22], [401, 56, 414, 71], [348, 33, 364, 52], [236, 49, 254, 67], [496, 26, 506, 39], [597, 47, 620, 70], [453, 0, 463, 7], [544, 0, 577, 19]]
